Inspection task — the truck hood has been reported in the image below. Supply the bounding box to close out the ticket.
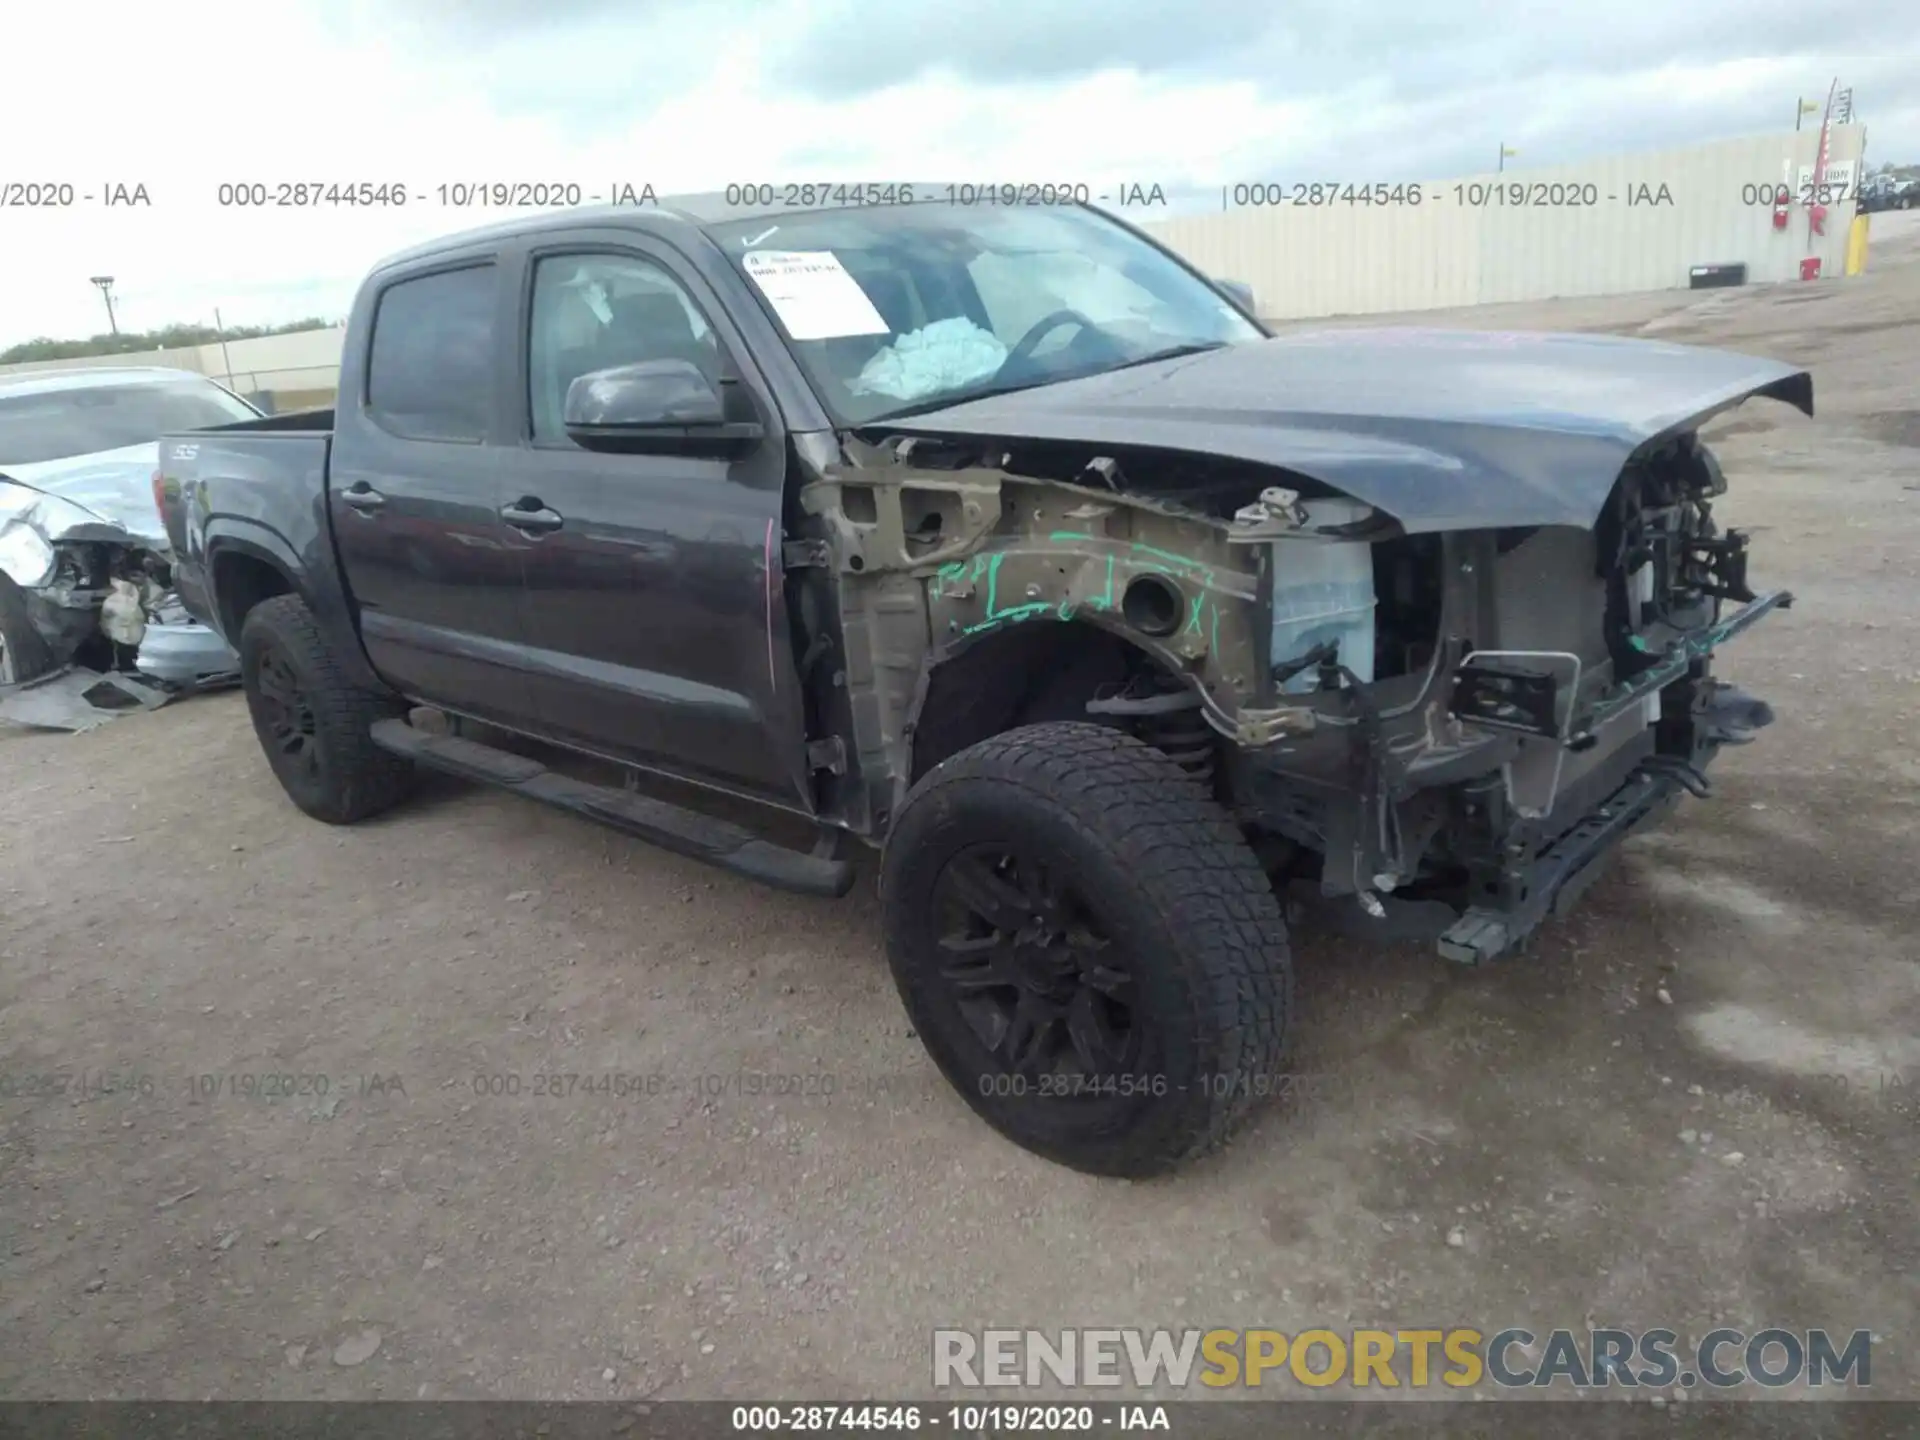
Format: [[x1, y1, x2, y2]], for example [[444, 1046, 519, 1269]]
[[872, 328, 1813, 533], [0, 442, 167, 548]]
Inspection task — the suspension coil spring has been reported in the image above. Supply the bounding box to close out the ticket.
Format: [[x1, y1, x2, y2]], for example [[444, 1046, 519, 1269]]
[[1088, 673, 1217, 785], [1140, 701, 1216, 785]]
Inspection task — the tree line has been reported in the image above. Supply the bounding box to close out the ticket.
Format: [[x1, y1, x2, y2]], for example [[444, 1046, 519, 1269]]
[[0, 317, 339, 366]]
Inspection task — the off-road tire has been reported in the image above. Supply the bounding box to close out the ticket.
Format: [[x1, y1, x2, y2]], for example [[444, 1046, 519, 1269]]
[[239, 594, 415, 824], [0, 571, 58, 685], [881, 722, 1292, 1177]]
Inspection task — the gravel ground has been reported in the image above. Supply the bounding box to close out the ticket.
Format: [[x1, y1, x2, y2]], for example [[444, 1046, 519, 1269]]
[[3, 213, 1917, 1406]]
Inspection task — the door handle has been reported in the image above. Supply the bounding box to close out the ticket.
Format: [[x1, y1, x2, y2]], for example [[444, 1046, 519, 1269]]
[[341, 485, 386, 512], [499, 498, 564, 535]]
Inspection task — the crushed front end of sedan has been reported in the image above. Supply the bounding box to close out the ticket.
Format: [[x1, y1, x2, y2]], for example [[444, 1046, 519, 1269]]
[[0, 368, 256, 713]]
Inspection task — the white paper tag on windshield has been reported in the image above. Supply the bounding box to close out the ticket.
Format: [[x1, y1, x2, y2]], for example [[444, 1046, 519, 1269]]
[[743, 250, 889, 341]]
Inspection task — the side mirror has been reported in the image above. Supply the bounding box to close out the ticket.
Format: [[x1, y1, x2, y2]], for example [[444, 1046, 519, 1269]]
[[1215, 278, 1256, 314], [562, 359, 763, 457]]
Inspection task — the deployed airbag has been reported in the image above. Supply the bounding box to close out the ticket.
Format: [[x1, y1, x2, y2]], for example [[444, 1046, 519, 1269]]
[[852, 318, 1008, 402]]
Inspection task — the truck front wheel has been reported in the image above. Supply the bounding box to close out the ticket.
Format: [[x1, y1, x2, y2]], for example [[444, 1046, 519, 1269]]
[[238, 594, 415, 824], [881, 722, 1293, 1176]]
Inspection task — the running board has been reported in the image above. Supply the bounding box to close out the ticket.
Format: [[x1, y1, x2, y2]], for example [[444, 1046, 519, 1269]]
[[368, 719, 856, 899]]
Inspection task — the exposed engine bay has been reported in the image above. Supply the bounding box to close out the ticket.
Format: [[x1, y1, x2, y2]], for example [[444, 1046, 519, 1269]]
[[789, 415, 1788, 964]]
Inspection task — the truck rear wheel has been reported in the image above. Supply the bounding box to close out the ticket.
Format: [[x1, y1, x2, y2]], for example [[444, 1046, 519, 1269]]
[[238, 594, 415, 824], [881, 722, 1292, 1177]]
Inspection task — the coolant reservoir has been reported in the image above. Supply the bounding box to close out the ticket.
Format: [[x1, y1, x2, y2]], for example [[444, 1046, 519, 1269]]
[[1270, 498, 1376, 695]]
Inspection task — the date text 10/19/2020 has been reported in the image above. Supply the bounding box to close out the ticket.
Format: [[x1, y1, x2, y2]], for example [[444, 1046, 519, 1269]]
[[201, 181, 1168, 210], [2, 177, 1867, 213], [1219, 180, 1680, 208], [0, 1071, 405, 1101], [6, 178, 1662, 212], [202, 182, 1172, 211], [0, 1069, 1362, 1106]]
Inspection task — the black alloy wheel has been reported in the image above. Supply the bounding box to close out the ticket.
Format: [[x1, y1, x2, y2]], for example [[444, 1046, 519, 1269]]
[[881, 722, 1293, 1177], [253, 641, 324, 787], [238, 594, 415, 824], [930, 843, 1139, 1084]]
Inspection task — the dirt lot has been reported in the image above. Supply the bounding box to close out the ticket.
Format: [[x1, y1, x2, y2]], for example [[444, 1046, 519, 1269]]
[[3, 214, 1917, 1406]]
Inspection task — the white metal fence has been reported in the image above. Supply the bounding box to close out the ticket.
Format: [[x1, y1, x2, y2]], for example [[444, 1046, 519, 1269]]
[[1146, 126, 1867, 320]]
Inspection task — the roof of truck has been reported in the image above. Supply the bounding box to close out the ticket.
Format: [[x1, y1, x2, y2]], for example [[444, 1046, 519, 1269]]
[[368, 185, 1008, 271]]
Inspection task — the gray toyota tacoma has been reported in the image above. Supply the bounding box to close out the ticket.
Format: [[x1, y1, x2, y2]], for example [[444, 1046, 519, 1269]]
[[155, 190, 1801, 1176]]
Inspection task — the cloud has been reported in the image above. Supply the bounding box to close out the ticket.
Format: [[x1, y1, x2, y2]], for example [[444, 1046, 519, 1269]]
[[765, 1, 1891, 101], [767, 0, 1279, 92], [1, 0, 1912, 346]]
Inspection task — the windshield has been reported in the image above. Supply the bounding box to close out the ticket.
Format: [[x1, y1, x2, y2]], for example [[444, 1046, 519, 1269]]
[[708, 203, 1265, 425], [0, 378, 257, 466]]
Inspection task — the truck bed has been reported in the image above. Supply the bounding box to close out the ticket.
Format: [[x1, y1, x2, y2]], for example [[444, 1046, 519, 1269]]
[[199, 407, 335, 434], [155, 421, 336, 634]]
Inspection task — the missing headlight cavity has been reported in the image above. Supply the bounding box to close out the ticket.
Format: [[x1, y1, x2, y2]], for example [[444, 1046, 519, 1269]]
[[1122, 573, 1184, 637], [1372, 534, 1445, 679]]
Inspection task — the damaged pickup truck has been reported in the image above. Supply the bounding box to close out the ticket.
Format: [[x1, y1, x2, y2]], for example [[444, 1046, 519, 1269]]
[[0, 367, 253, 694], [155, 193, 1803, 1176]]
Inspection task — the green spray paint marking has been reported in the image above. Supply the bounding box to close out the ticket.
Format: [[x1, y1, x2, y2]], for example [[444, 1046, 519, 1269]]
[[962, 602, 1053, 635], [939, 533, 1241, 640], [931, 559, 971, 600], [1129, 542, 1215, 582], [951, 551, 1047, 636]]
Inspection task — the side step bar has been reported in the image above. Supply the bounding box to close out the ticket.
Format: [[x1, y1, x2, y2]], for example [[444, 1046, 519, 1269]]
[[368, 719, 857, 899]]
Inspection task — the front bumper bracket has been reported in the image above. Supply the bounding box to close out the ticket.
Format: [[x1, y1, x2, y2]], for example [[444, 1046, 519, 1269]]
[[1437, 764, 1685, 964], [1580, 588, 1792, 737]]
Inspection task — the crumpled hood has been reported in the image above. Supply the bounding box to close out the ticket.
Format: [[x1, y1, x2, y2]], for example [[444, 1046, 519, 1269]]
[[870, 328, 1814, 533], [0, 441, 167, 548]]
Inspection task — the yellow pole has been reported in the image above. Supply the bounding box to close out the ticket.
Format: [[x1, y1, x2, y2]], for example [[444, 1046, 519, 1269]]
[[1846, 211, 1870, 276]]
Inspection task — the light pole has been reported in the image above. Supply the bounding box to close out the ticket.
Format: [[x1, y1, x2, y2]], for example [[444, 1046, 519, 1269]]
[[214, 307, 237, 387], [88, 276, 119, 336]]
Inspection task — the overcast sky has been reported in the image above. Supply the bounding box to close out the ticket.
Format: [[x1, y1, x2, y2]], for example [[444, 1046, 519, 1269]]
[[3, 1, 1913, 346]]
